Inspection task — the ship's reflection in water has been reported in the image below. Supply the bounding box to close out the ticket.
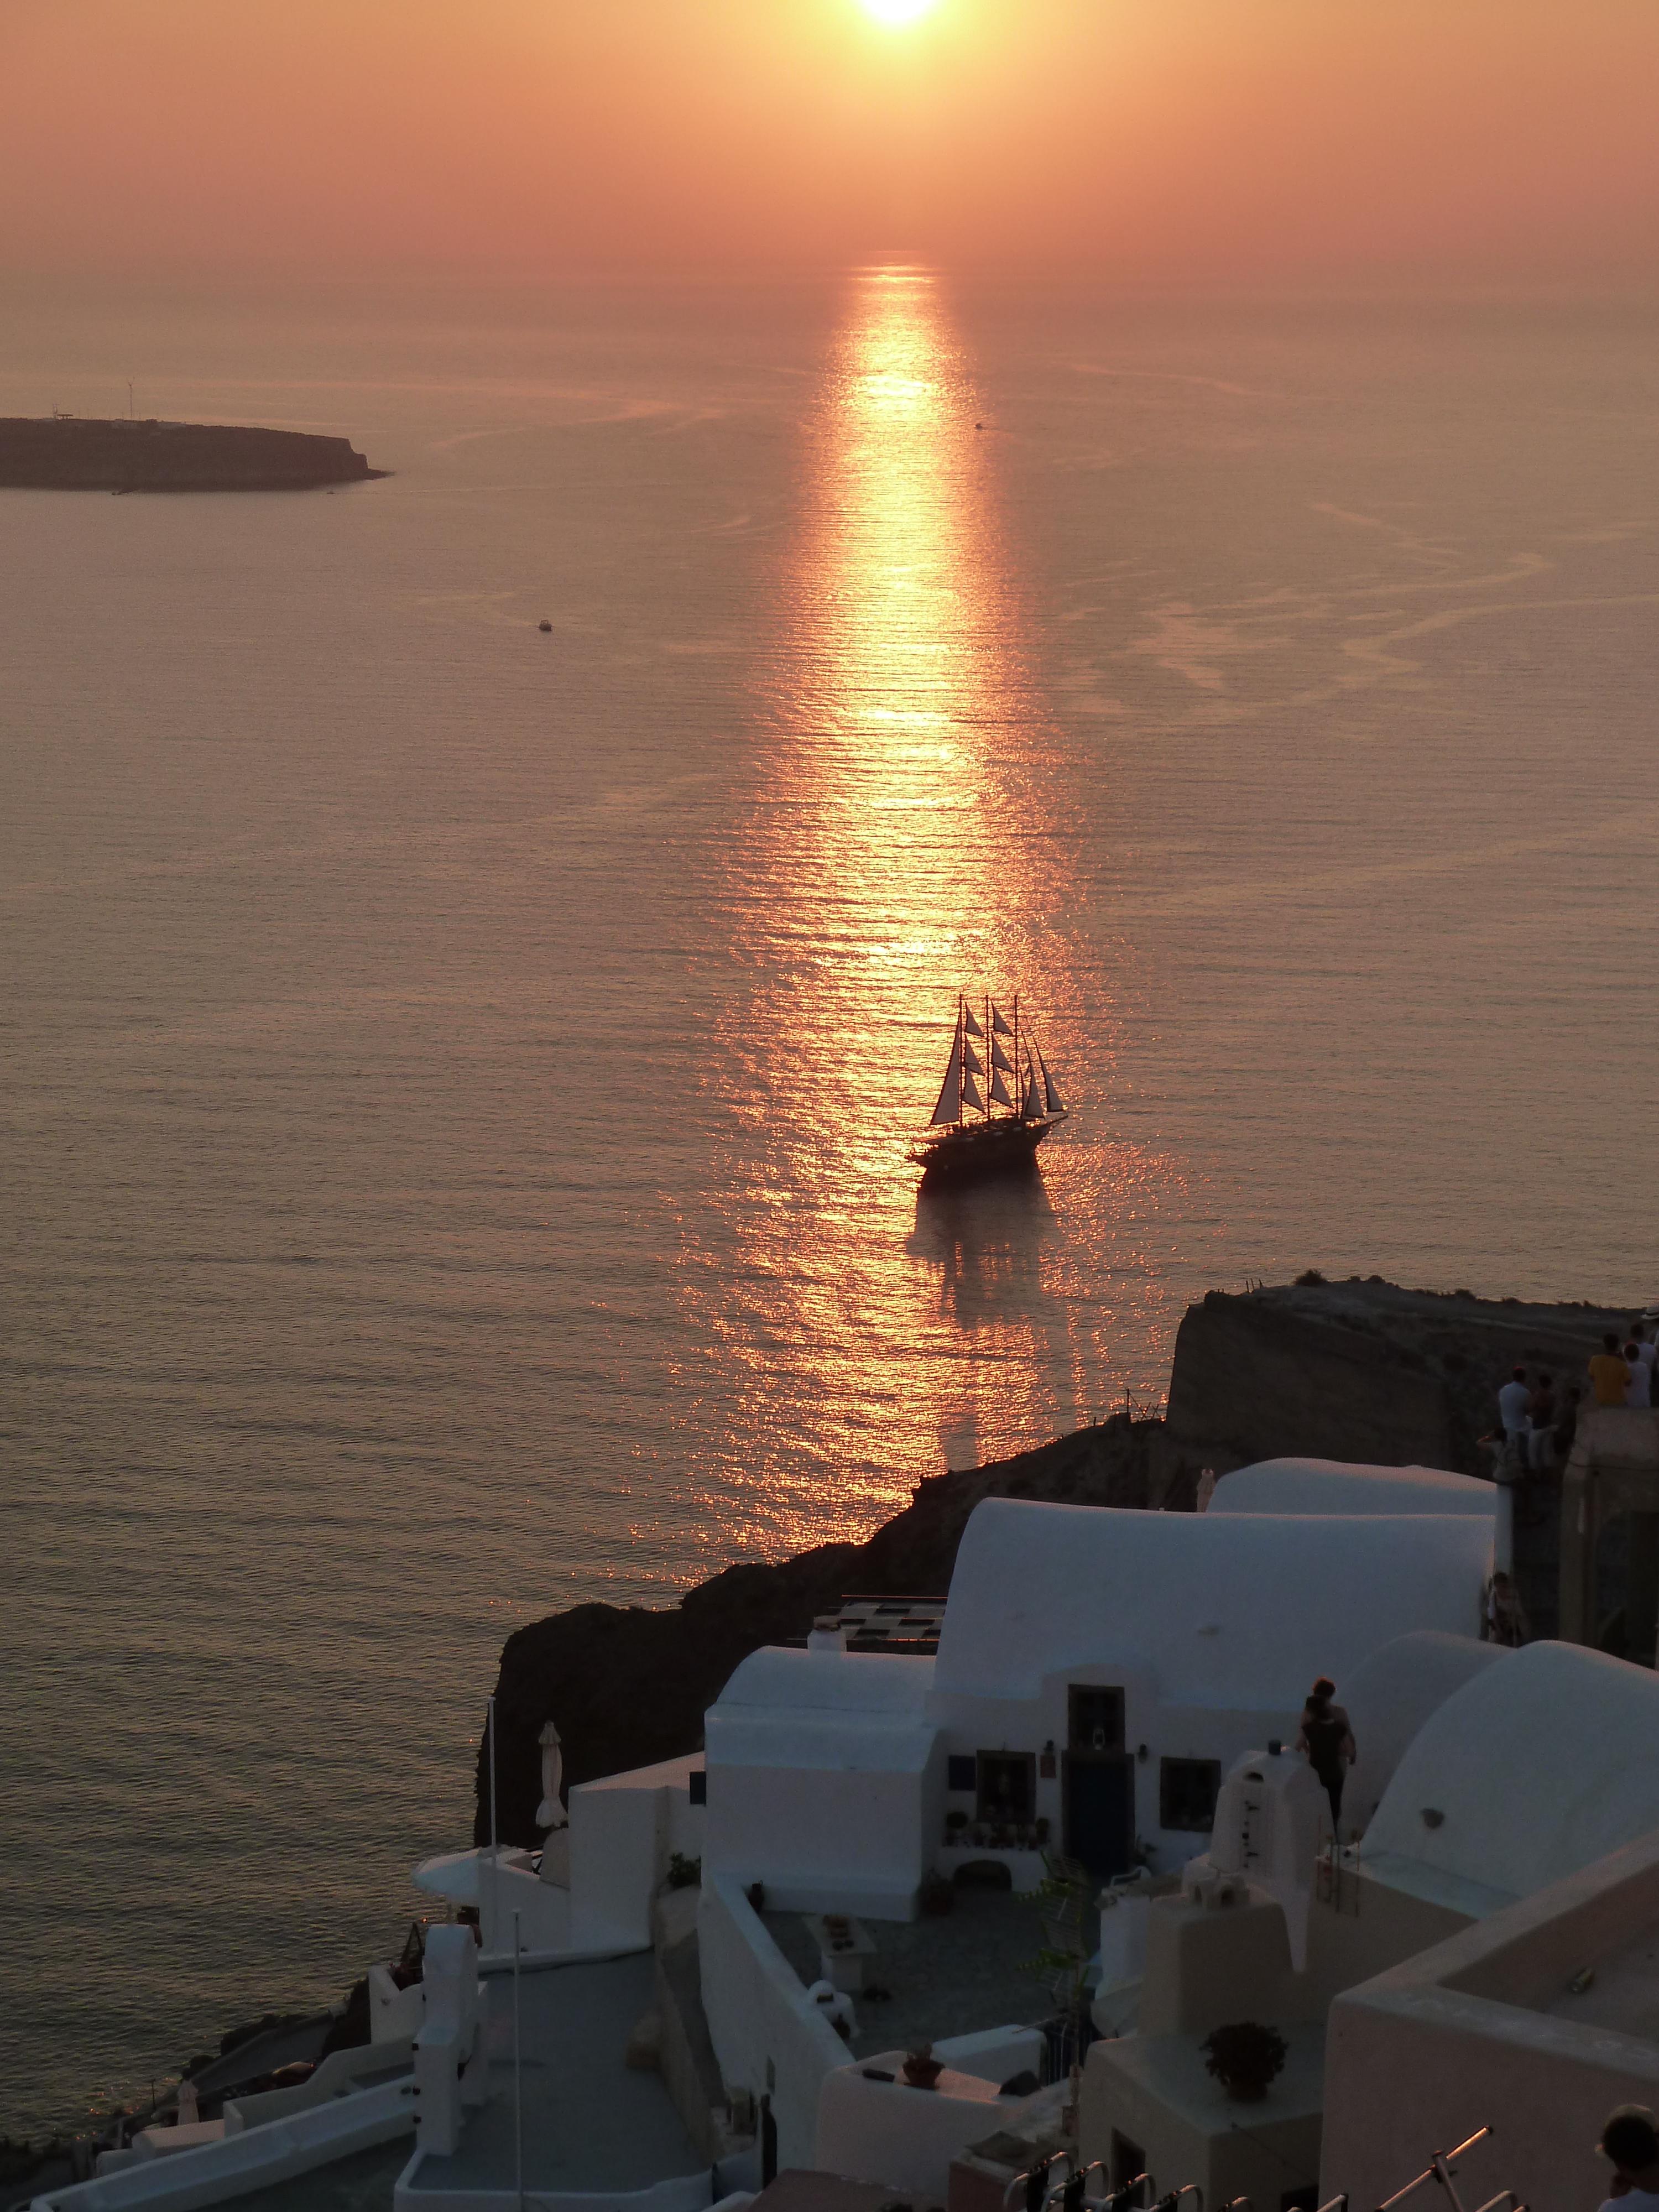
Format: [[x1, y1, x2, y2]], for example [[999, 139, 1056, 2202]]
[[679, 265, 1148, 1561]]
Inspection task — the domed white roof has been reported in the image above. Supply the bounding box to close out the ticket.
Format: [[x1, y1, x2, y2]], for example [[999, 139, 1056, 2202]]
[[1211, 1458, 1494, 1518], [1361, 1640, 1659, 1910], [1338, 1630, 1511, 1831], [931, 1498, 1492, 1707]]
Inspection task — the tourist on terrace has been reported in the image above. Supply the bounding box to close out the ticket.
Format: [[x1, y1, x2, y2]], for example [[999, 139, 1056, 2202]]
[[1590, 1333, 1633, 1408], [1296, 1677, 1355, 1831], [1496, 1364, 1532, 1470], [1628, 1344, 1654, 1410], [1597, 2104, 1659, 2212], [1484, 1570, 1530, 1647], [1526, 1370, 1557, 1468], [1630, 1323, 1658, 1383]]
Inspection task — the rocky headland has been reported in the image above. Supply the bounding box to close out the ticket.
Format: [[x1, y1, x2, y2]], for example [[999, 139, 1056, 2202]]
[[0, 416, 383, 492], [477, 1274, 1636, 1845]]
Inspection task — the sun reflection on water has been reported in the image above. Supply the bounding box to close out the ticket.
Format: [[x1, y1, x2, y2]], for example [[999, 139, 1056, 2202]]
[[674, 266, 1158, 1561]]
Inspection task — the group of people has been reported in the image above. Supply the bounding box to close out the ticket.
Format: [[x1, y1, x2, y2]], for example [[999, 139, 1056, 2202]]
[[1588, 1325, 1659, 1410], [1495, 1318, 1659, 1473]]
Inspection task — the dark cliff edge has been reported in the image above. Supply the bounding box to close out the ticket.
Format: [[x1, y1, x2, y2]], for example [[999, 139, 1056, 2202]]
[[476, 1275, 1635, 1845], [0, 417, 384, 492]]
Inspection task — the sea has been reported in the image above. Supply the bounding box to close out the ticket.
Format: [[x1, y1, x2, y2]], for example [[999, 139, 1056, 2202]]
[[4, 268, 1658, 2136]]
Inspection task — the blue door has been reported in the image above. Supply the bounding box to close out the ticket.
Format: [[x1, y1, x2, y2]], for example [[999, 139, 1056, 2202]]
[[1065, 1754, 1134, 1877]]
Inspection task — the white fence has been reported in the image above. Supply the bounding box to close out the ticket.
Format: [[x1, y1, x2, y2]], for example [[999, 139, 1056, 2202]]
[[697, 1875, 851, 2170]]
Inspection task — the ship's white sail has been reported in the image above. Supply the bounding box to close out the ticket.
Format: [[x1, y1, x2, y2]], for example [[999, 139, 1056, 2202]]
[[962, 1070, 984, 1111], [963, 1040, 984, 1076], [989, 1069, 1013, 1109], [1040, 1050, 1066, 1115], [990, 1037, 1014, 1073], [990, 1004, 1013, 1036], [963, 1005, 984, 1037], [1022, 1066, 1042, 1119], [930, 1031, 963, 1125]]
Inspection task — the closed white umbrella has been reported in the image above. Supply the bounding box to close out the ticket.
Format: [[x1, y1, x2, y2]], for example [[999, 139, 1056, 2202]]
[[535, 1720, 565, 1830]]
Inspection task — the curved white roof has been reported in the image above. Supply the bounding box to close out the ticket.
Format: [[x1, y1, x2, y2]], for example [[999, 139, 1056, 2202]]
[[1339, 1631, 1510, 1830], [932, 1499, 1492, 1708], [714, 1647, 932, 1715], [1211, 1458, 1494, 1518], [706, 1647, 937, 1774], [1362, 1640, 1659, 1909]]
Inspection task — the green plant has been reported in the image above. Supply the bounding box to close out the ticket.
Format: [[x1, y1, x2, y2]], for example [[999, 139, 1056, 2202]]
[[665, 1853, 702, 1891], [1201, 2021, 1287, 2102], [1027, 1853, 1096, 2059]]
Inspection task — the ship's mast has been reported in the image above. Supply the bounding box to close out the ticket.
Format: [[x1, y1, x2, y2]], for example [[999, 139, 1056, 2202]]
[[983, 993, 992, 1119]]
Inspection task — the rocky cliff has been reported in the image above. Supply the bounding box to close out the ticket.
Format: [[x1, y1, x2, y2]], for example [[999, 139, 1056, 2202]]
[[476, 1276, 1635, 1844], [0, 417, 383, 491]]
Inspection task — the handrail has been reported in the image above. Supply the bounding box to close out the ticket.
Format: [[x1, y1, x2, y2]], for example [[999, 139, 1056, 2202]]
[[1376, 2127, 1494, 2212], [1152, 2187, 1204, 2212], [1102, 2173, 1152, 2212]]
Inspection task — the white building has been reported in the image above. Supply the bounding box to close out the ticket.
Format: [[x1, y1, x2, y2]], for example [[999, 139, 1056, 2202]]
[[703, 1486, 1495, 1909]]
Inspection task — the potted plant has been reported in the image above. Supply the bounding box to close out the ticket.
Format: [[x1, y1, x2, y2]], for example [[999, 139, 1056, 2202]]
[[902, 2041, 943, 2090], [946, 1811, 969, 1841], [1201, 2021, 1287, 2103]]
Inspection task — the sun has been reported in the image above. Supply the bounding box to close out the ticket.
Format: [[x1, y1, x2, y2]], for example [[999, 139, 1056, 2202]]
[[859, 0, 940, 25]]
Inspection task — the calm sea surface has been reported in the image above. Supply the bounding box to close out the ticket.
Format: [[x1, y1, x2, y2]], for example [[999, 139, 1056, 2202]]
[[4, 272, 1658, 2132]]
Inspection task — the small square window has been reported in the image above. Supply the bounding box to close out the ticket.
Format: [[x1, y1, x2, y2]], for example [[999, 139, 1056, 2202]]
[[947, 1755, 977, 1793], [977, 1751, 1036, 1825], [1160, 1756, 1222, 1833]]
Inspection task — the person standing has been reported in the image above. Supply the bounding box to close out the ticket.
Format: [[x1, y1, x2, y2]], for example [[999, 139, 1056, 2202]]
[[1591, 1333, 1633, 1408], [1629, 1344, 1655, 1410], [1596, 2105, 1659, 2212], [1497, 1365, 1532, 1469], [1484, 1570, 1530, 1646], [1526, 1371, 1557, 1468], [1297, 1677, 1357, 1832]]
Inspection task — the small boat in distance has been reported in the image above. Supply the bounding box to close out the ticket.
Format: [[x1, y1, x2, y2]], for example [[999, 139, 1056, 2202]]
[[909, 993, 1068, 1183]]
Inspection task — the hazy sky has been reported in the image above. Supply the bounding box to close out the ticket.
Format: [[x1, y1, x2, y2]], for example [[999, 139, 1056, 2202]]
[[3, 0, 1655, 286]]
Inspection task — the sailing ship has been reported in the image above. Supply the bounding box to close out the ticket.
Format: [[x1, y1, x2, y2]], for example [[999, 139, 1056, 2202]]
[[909, 993, 1068, 1183]]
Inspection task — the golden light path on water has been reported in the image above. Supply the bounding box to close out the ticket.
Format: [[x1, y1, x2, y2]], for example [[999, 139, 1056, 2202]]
[[674, 267, 1178, 1559]]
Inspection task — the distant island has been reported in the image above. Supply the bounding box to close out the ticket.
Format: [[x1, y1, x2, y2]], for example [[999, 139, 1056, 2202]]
[[0, 415, 385, 493]]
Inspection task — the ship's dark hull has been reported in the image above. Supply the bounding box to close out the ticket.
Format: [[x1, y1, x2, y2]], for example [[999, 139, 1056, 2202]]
[[911, 1114, 1056, 1184]]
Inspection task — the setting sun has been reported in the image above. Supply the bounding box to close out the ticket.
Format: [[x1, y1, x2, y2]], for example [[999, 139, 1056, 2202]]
[[860, 0, 940, 24]]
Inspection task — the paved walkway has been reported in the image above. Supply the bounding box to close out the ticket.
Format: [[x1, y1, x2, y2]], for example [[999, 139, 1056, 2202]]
[[765, 1890, 1051, 2063], [404, 1949, 697, 2196]]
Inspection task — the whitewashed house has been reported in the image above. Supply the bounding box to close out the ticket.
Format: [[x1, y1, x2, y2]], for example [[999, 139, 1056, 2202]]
[[702, 1482, 1495, 1908]]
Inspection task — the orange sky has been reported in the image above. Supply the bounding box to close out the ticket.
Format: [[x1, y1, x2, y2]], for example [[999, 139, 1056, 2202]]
[[2, 0, 1656, 286]]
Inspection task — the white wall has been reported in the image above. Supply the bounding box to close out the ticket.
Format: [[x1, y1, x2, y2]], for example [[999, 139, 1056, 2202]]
[[707, 1752, 941, 1918], [697, 1874, 851, 2172], [706, 1650, 940, 1918]]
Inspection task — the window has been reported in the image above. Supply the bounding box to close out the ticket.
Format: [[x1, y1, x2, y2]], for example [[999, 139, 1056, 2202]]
[[976, 1751, 1036, 1824], [1068, 1686, 1124, 1752], [688, 1768, 707, 1806], [947, 1755, 977, 1793], [1160, 1756, 1222, 1833]]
